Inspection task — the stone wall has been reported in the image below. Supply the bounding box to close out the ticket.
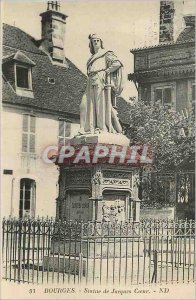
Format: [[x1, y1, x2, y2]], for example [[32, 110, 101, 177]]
[[140, 207, 175, 220], [134, 44, 195, 72]]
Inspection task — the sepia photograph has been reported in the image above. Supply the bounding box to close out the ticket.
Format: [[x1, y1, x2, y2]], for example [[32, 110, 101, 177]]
[[1, 0, 195, 299]]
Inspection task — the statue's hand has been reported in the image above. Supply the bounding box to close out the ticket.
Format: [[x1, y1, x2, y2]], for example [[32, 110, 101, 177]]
[[89, 71, 97, 76], [88, 71, 97, 77], [105, 69, 110, 75]]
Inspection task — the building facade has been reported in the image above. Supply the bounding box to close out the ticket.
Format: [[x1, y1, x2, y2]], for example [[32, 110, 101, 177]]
[[129, 17, 195, 114], [128, 1, 195, 219], [2, 2, 87, 218], [2, 1, 130, 219]]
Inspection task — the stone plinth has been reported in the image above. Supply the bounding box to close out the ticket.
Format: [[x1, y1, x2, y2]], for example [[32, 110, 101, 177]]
[[69, 132, 130, 146], [43, 239, 144, 279], [57, 132, 138, 222], [50, 132, 141, 277], [50, 238, 144, 258], [56, 132, 140, 222], [57, 164, 139, 222], [43, 252, 144, 278]]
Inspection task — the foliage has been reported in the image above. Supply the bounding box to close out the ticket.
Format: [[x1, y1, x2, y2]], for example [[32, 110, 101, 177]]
[[126, 101, 195, 172], [126, 101, 195, 207]]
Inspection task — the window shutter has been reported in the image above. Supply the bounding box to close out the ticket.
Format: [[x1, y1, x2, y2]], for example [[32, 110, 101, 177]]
[[64, 122, 71, 137], [22, 133, 28, 152], [23, 115, 28, 132], [164, 88, 172, 104], [59, 121, 64, 137], [154, 88, 162, 103], [192, 83, 195, 101], [29, 134, 35, 153], [58, 137, 64, 146], [30, 116, 36, 133]]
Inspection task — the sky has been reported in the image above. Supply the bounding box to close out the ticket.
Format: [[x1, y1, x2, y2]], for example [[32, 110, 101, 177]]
[[2, 0, 195, 100]]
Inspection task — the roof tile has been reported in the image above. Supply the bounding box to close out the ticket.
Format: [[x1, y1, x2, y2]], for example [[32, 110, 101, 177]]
[[176, 26, 195, 43], [3, 23, 87, 117], [3, 23, 129, 125]]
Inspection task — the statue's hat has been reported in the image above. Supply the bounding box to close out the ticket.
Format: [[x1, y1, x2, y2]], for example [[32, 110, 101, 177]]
[[88, 33, 102, 40]]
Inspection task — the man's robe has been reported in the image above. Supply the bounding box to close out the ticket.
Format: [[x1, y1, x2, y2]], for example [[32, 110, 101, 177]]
[[80, 49, 124, 134]]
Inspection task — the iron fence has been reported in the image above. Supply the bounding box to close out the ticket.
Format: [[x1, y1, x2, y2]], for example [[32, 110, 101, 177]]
[[140, 171, 195, 210], [2, 218, 195, 285]]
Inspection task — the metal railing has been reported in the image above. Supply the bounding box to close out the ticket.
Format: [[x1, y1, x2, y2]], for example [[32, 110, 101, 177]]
[[2, 218, 195, 285]]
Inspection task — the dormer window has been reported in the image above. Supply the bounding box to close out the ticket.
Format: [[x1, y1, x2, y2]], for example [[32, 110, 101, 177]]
[[16, 65, 32, 89], [13, 52, 35, 98], [2, 50, 35, 98]]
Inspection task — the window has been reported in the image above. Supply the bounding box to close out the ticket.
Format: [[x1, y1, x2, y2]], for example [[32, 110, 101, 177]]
[[177, 174, 193, 204], [187, 80, 195, 114], [191, 82, 195, 111], [19, 178, 36, 218], [16, 65, 32, 89], [22, 115, 36, 153], [48, 77, 55, 84], [154, 86, 172, 108], [152, 83, 175, 109], [58, 120, 71, 145]]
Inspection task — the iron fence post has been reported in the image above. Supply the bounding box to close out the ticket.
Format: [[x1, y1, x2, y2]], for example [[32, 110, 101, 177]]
[[17, 220, 22, 283], [79, 221, 84, 284], [1, 218, 195, 285], [151, 249, 158, 283]]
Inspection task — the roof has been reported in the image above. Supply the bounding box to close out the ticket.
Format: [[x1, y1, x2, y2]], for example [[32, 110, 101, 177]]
[[176, 26, 195, 43], [2, 23, 130, 125], [130, 39, 195, 53], [131, 16, 195, 53], [3, 23, 44, 55], [2, 23, 87, 117], [133, 64, 195, 77], [3, 51, 36, 66]]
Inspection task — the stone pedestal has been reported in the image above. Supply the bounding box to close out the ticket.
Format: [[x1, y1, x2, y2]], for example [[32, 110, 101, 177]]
[[69, 132, 130, 147], [56, 132, 140, 222], [45, 133, 141, 275], [57, 163, 140, 223]]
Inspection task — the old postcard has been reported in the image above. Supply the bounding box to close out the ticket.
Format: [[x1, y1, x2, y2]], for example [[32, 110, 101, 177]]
[[1, 0, 195, 299]]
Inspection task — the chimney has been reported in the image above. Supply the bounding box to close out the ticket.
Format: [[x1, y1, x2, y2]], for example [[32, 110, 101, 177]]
[[39, 1, 68, 64], [159, 0, 186, 44], [183, 15, 195, 27], [159, 1, 175, 43]]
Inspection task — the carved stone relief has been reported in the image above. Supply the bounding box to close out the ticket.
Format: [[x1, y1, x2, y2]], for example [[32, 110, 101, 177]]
[[103, 178, 129, 187], [103, 170, 132, 187], [102, 199, 125, 223], [103, 170, 131, 179], [91, 166, 102, 185], [91, 166, 103, 199], [65, 170, 91, 186]]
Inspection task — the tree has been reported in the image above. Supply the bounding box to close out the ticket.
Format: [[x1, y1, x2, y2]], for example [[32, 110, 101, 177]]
[[125, 101, 195, 209], [126, 101, 195, 172]]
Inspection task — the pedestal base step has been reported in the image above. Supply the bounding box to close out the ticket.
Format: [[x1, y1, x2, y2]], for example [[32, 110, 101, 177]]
[[70, 132, 130, 146], [43, 255, 145, 278]]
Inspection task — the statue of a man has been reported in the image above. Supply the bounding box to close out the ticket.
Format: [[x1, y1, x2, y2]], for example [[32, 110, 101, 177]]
[[79, 34, 124, 135]]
